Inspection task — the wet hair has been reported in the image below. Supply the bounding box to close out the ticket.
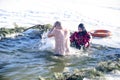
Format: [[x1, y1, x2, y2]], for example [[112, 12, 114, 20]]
[[78, 23, 86, 31], [54, 21, 61, 27], [78, 23, 87, 35]]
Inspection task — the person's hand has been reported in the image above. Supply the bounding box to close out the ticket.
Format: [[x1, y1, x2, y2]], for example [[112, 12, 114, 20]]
[[53, 23, 56, 28], [49, 26, 55, 33], [51, 26, 55, 30]]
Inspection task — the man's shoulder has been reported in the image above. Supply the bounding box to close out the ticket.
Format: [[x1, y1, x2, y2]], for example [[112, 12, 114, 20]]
[[64, 29, 70, 34]]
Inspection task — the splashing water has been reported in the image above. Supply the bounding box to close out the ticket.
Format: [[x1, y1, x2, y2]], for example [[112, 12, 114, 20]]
[[0, 29, 120, 80], [0, 0, 120, 79]]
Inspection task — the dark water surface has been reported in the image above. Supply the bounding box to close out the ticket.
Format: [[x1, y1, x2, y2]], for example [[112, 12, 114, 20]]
[[0, 33, 120, 80]]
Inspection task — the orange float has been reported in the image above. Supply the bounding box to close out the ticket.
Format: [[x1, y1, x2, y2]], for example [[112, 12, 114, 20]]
[[90, 30, 111, 37]]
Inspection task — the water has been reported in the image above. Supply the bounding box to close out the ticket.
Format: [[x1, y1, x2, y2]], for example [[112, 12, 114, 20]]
[[0, 30, 119, 80], [0, 0, 120, 48], [0, 0, 120, 79]]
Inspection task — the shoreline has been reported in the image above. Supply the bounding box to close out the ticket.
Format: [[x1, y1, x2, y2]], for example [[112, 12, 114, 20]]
[[0, 24, 52, 40]]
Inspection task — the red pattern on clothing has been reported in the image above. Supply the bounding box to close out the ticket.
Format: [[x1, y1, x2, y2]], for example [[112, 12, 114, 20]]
[[70, 32, 90, 47]]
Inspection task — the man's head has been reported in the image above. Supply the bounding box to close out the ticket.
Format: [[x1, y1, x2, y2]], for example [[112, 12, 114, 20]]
[[54, 21, 62, 29]]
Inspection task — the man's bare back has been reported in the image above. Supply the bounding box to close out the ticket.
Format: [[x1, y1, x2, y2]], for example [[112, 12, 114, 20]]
[[47, 21, 70, 56]]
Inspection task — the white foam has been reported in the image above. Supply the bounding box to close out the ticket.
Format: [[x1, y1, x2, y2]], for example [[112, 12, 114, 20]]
[[0, 0, 120, 48], [105, 74, 120, 80]]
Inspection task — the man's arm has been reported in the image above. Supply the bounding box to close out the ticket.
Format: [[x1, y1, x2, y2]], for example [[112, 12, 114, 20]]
[[47, 26, 55, 37]]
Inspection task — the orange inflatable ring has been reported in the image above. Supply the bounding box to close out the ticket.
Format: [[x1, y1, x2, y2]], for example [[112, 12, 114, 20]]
[[90, 30, 111, 37]]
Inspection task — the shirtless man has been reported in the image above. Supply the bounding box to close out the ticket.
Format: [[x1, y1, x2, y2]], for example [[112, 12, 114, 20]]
[[47, 21, 70, 56]]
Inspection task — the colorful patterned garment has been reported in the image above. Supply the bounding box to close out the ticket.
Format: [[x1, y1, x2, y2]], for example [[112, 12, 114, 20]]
[[70, 31, 91, 49]]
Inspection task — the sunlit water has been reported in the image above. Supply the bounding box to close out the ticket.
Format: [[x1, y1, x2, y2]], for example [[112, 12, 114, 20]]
[[0, 0, 120, 80], [0, 30, 119, 80], [0, 0, 120, 48]]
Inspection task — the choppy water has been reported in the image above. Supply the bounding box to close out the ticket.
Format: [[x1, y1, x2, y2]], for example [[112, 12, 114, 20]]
[[0, 0, 120, 79], [0, 1, 120, 48], [0, 30, 120, 80]]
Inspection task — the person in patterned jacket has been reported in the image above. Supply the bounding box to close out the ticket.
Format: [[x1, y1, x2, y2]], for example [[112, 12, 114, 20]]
[[70, 23, 91, 50]]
